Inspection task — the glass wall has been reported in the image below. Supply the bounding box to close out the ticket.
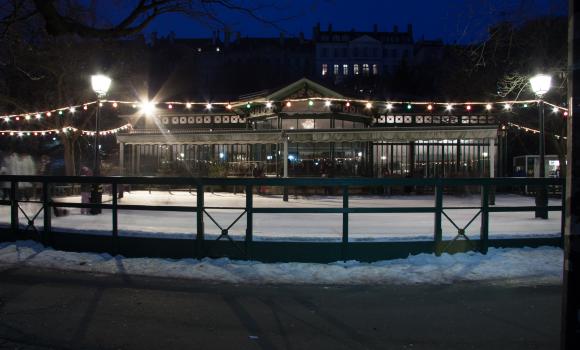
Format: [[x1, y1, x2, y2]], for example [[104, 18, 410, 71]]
[[130, 143, 280, 177], [127, 139, 493, 178], [285, 142, 369, 177], [373, 139, 492, 178]]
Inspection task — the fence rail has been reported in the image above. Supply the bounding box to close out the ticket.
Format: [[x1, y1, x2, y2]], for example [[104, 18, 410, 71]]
[[0, 175, 564, 262]]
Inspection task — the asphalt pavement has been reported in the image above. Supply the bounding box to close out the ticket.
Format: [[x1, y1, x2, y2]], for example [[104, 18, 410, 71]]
[[0, 266, 561, 350]]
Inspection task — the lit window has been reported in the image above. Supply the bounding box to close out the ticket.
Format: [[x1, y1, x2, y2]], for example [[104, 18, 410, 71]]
[[362, 64, 370, 76], [333, 64, 339, 75], [372, 64, 378, 75], [354, 64, 359, 75], [322, 64, 328, 76], [343, 64, 349, 75]]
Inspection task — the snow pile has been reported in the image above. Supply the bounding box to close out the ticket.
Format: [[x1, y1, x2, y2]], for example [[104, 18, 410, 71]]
[[0, 241, 562, 285]]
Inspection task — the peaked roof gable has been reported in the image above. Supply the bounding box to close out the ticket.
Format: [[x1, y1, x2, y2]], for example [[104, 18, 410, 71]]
[[265, 78, 344, 101], [350, 34, 381, 44]]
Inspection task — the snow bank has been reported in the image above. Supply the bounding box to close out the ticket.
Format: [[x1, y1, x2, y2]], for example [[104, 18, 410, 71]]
[[0, 241, 563, 285]]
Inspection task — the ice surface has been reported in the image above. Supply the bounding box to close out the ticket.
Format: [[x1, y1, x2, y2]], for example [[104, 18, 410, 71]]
[[0, 191, 562, 242]]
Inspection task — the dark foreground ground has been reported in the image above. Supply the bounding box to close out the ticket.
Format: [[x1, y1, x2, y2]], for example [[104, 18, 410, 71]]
[[0, 266, 561, 350]]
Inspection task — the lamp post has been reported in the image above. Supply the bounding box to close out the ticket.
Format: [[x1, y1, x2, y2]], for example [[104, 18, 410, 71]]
[[91, 74, 111, 175], [90, 74, 111, 215], [529, 73, 551, 219]]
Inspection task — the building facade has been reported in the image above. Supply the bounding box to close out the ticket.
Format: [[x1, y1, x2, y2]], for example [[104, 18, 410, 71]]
[[313, 23, 415, 81], [146, 24, 443, 99], [117, 79, 498, 180]]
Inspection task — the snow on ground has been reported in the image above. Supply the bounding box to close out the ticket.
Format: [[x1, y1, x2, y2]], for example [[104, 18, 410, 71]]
[[0, 191, 562, 242], [0, 241, 563, 285]]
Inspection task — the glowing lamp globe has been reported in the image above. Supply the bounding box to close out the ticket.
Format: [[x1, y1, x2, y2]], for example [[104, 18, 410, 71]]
[[529, 74, 551, 97], [91, 74, 111, 97], [140, 101, 156, 116]]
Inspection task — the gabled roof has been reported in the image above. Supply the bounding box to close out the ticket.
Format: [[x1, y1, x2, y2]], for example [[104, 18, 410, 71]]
[[350, 35, 382, 44], [265, 78, 345, 101]]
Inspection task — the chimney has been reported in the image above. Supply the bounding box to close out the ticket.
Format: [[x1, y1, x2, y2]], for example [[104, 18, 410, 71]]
[[279, 32, 285, 46], [407, 24, 413, 36], [373, 24, 378, 33], [224, 30, 231, 48], [236, 31, 241, 42], [328, 23, 332, 33], [313, 22, 320, 40], [299, 32, 304, 44], [393, 25, 398, 33]]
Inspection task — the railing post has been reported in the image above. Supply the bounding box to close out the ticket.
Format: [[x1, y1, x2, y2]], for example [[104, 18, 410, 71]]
[[283, 137, 289, 202], [196, 184, 205, 258], [10, 181, 18, 235], [342, 185, 349, 261], [112, 182, 118, 255], [480, 184, 489, 254], [246, 184, 253, 257], [42, 181, 51, 246], [561, 180, 566, 248], [434, 181, 443, 256]]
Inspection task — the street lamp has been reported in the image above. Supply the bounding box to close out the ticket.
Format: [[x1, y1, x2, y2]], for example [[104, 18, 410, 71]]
[[529, 73, 551, 219], [91, 74, 111, 175], [90, 74, 111, 215]]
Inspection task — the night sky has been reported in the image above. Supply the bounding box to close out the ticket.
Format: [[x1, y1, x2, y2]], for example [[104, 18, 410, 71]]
[[106, 0, 567, 43]]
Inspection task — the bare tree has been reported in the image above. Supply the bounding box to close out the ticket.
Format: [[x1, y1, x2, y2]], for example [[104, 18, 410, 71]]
[[1, 0, 292, 39], [0, 0, 293, 174]]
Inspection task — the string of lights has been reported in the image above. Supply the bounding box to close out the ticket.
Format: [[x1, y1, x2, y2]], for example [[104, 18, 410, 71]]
[[0, 124, 132, 137], [1, 101, 97, 122], [543, 101, 569, 116], [0, 98, 569, 122], [506, 122, 567, 140]]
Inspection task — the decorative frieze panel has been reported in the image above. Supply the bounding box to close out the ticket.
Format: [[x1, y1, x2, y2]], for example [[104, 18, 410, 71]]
[[375, 115, 496, 126], [154, 114, 243, 127]]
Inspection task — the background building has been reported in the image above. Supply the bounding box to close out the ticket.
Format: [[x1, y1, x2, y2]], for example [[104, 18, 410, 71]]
[[146, 24, 443, 100], [313, 23, 415, 81]]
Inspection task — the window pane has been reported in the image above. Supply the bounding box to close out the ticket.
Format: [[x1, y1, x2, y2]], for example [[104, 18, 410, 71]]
[[282, 118, 297, 129], [316, 118, 331, 129], [362, 64, 369, 76]]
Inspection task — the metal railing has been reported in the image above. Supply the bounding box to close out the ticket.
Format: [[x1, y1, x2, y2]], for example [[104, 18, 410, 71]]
[[0, 175, 564, 262]]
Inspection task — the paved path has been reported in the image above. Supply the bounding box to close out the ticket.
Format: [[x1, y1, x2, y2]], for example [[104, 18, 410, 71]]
[[0, 266, 561, 349]]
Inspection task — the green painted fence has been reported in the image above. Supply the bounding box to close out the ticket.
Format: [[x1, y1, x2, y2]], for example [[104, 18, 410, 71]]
[[0, 175, 564, 262]]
